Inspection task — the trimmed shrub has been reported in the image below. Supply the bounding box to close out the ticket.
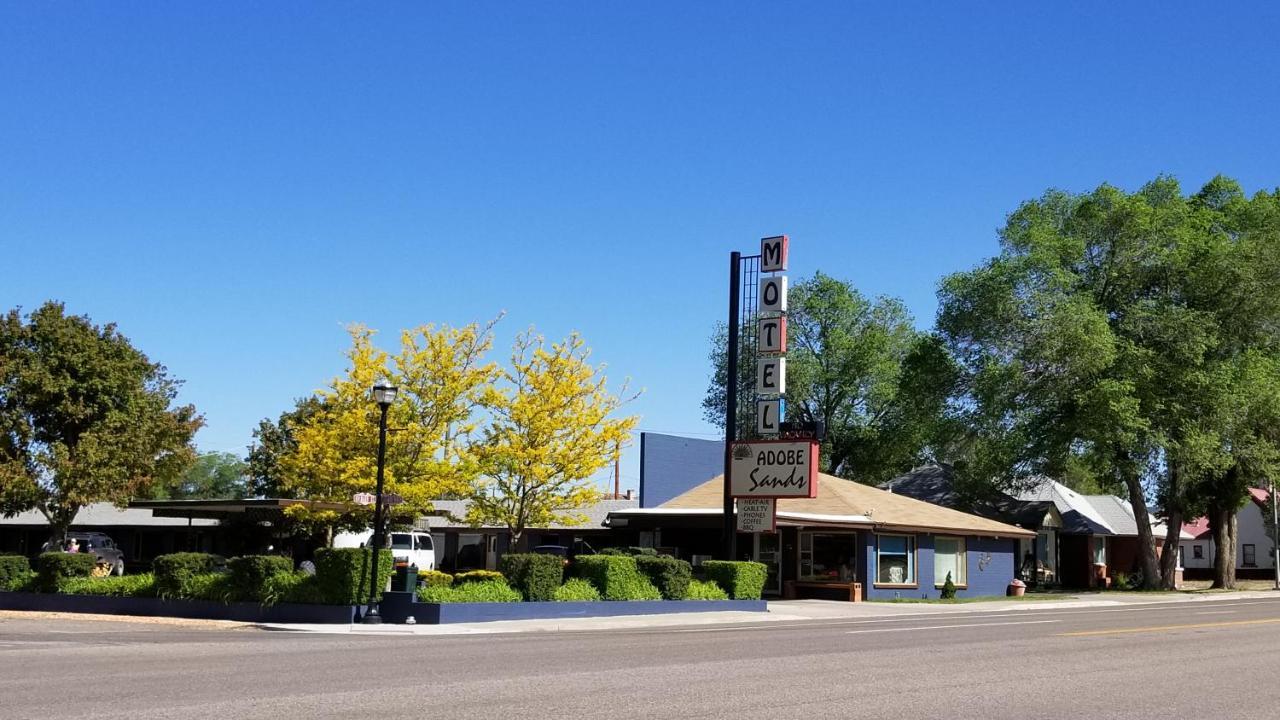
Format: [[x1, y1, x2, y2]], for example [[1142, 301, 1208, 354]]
[[0, 554, 31, 591], [499, 553, 564, 601], [153, 553, 225, 599], [453, 570, 505, 585], [60, 573, 157, 598], [574, 555, 662, 601], [36, 552, 97, 592], [418, 570, 454, 588], [227, 555, 295, 602], [701, 560, 767, 600], [635, 555, 692, 600], [417, 579, 522, 603], [552, 577, 602, 602], [313, 548, 394, 605], [940, 572, 957, 600], [686, 579, 729, 601]]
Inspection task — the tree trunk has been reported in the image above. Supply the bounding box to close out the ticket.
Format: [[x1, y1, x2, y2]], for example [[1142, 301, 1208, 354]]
[[40, 504, 78, 551], [1210, 504, 1236, 589], [1123, 475, 1161, 590], [1159, 506, 1183, 589]]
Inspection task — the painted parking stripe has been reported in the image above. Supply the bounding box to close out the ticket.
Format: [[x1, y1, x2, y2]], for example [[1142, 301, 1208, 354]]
[[1058, 617, 1280, 637], [846, 619, 1059, 634]]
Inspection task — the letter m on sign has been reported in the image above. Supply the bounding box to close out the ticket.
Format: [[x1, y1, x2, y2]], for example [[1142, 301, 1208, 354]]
[[761, 235, 788, 273]]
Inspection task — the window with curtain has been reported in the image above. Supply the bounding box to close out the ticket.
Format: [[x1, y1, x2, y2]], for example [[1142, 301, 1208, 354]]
[[1243, 544, 1257, 567], [1093, 537, 1106, 565], [934, 536, 966, 586], [876, 535, 915, 585]]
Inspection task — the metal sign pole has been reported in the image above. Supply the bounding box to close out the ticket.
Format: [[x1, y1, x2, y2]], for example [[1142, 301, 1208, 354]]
[[722, 251, 741, 561]]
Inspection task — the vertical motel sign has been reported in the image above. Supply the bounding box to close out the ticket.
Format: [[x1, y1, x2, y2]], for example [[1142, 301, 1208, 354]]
[[755, 235, 788, 438]]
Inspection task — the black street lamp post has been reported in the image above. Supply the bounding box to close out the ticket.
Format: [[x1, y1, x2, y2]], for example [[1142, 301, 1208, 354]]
[[362, 379, 398, 624]]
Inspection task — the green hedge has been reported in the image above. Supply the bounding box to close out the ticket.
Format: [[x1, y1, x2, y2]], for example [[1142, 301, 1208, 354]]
[[700, 560, 767, 600], [419, 570, 453, 588], [36, 552, 97, 592], [685, 579, 729, 601], [227, 555, 295, 602], [453, 570, 505, 585], [262, 571, 326, 605], [0, 554, 31, 591], [59, 573, 157, 598], [552, 577, 601, 602], [185, 573, 234, 602], [416, 579, 521, 603], [573, 555, 662, 601], [313, 548, 393, 605], [153, 553, 225, 599], [635, 555, 692, 600], [499, 553, 564, 601]]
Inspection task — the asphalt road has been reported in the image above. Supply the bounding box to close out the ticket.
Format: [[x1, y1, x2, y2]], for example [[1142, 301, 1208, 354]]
[[3, 596, 1280, 719]]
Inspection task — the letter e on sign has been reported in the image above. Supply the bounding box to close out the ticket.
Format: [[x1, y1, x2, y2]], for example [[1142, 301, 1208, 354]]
[[758, 317, 787, 353], [760, 235, 789, 273], [760, 276, 788, 314], [757, 358, 786, 395]]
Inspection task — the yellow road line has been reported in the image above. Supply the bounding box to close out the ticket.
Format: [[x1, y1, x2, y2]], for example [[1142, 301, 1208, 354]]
[[1059, 617, 1280, 637]]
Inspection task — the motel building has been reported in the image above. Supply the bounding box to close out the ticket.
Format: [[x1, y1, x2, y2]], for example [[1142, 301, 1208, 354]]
[[604, 472, 1036, 601]]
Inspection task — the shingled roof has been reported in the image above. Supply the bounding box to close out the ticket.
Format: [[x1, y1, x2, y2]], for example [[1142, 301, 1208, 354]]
[[654, 473, 1035, 538]]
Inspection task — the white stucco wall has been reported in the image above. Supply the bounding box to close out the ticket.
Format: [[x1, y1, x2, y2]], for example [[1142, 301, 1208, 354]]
[[1237, 501, 1275, 570]]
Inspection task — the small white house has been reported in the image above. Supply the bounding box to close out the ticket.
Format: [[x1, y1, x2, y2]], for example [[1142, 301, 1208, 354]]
[[1180, 488, 1276, 577]]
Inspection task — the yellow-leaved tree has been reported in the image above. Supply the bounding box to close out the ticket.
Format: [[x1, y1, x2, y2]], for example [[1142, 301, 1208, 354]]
[[466, 330, 639, 548], [280, 319, 500, 538]]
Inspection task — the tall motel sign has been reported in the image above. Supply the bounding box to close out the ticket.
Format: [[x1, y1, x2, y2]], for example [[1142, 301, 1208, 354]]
[[721, 236, 820, 560]]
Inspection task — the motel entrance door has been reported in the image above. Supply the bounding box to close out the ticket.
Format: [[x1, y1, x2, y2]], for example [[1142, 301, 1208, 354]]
[[753, 533, 782, 597]]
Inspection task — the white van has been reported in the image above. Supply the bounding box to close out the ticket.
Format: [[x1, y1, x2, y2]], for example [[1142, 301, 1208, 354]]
[[332, 530, 436, 571]]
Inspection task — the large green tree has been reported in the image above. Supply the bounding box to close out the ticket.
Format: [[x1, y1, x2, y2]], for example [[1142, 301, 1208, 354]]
[[0, 302, 202, 543], [938, 176, 1280, 589], [703, 273, 955, 484], [246, 396, 327, 499], [151, 451, 249, 500]]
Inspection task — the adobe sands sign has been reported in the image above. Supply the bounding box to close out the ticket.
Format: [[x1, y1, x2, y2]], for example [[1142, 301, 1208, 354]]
[[730, 439, 818, 498]]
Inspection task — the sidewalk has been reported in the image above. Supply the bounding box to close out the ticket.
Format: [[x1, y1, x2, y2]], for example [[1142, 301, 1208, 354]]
[[260, 589, 1278, 636]]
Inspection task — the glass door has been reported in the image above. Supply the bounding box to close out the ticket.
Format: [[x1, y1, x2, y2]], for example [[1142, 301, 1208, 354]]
[[754, 533, 782, 596]]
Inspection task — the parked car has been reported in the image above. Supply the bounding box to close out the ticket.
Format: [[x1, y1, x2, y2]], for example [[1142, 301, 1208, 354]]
[[333, 529, 436, 571], [532, 540, 596, 562], [41, 532, 126, 576]]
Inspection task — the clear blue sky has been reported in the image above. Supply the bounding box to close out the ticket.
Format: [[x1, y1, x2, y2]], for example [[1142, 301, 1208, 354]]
[[3, 4, 1278, 491]]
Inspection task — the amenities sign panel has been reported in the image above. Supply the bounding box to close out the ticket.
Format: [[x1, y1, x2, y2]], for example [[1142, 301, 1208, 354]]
[[736, 498, 776, 533], [730, 440, 819, 498]]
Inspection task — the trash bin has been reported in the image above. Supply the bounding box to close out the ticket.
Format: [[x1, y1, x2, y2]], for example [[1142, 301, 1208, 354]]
[[1008, 579, 1027, 597], [392, 563, 419, 592]]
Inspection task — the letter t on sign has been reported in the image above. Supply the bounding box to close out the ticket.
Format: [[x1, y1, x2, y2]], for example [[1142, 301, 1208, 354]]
[[758, 317, 787, 353], [761, 235, 789, 273]]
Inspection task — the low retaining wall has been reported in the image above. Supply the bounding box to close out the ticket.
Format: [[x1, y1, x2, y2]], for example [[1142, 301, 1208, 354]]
[[378, 591, 767, 624], [0, 592, 357, 624]]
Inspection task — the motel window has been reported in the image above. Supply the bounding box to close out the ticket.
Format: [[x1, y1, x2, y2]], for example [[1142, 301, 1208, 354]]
[[1093, 537, 1106, 566], [934, 537, 966, 587], [876, 534, 915, 585], [1243, 544, 1257, 567], [798, 532, 857, 582], [1193, 545, 1203, 560]]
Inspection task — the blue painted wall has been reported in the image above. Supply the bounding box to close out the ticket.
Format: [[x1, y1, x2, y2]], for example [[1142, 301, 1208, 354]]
[[639, 432, 724, 508], [860, 533, 1018, 600]]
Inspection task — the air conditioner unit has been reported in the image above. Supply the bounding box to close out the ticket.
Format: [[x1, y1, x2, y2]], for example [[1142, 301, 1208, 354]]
[[691, 554, 713, 568]]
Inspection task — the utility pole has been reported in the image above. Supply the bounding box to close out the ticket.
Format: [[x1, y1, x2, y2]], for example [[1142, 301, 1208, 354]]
[[1272, 478, 1279, 591], [614, 440, 621, 500], [722, 251, 741, 561]]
